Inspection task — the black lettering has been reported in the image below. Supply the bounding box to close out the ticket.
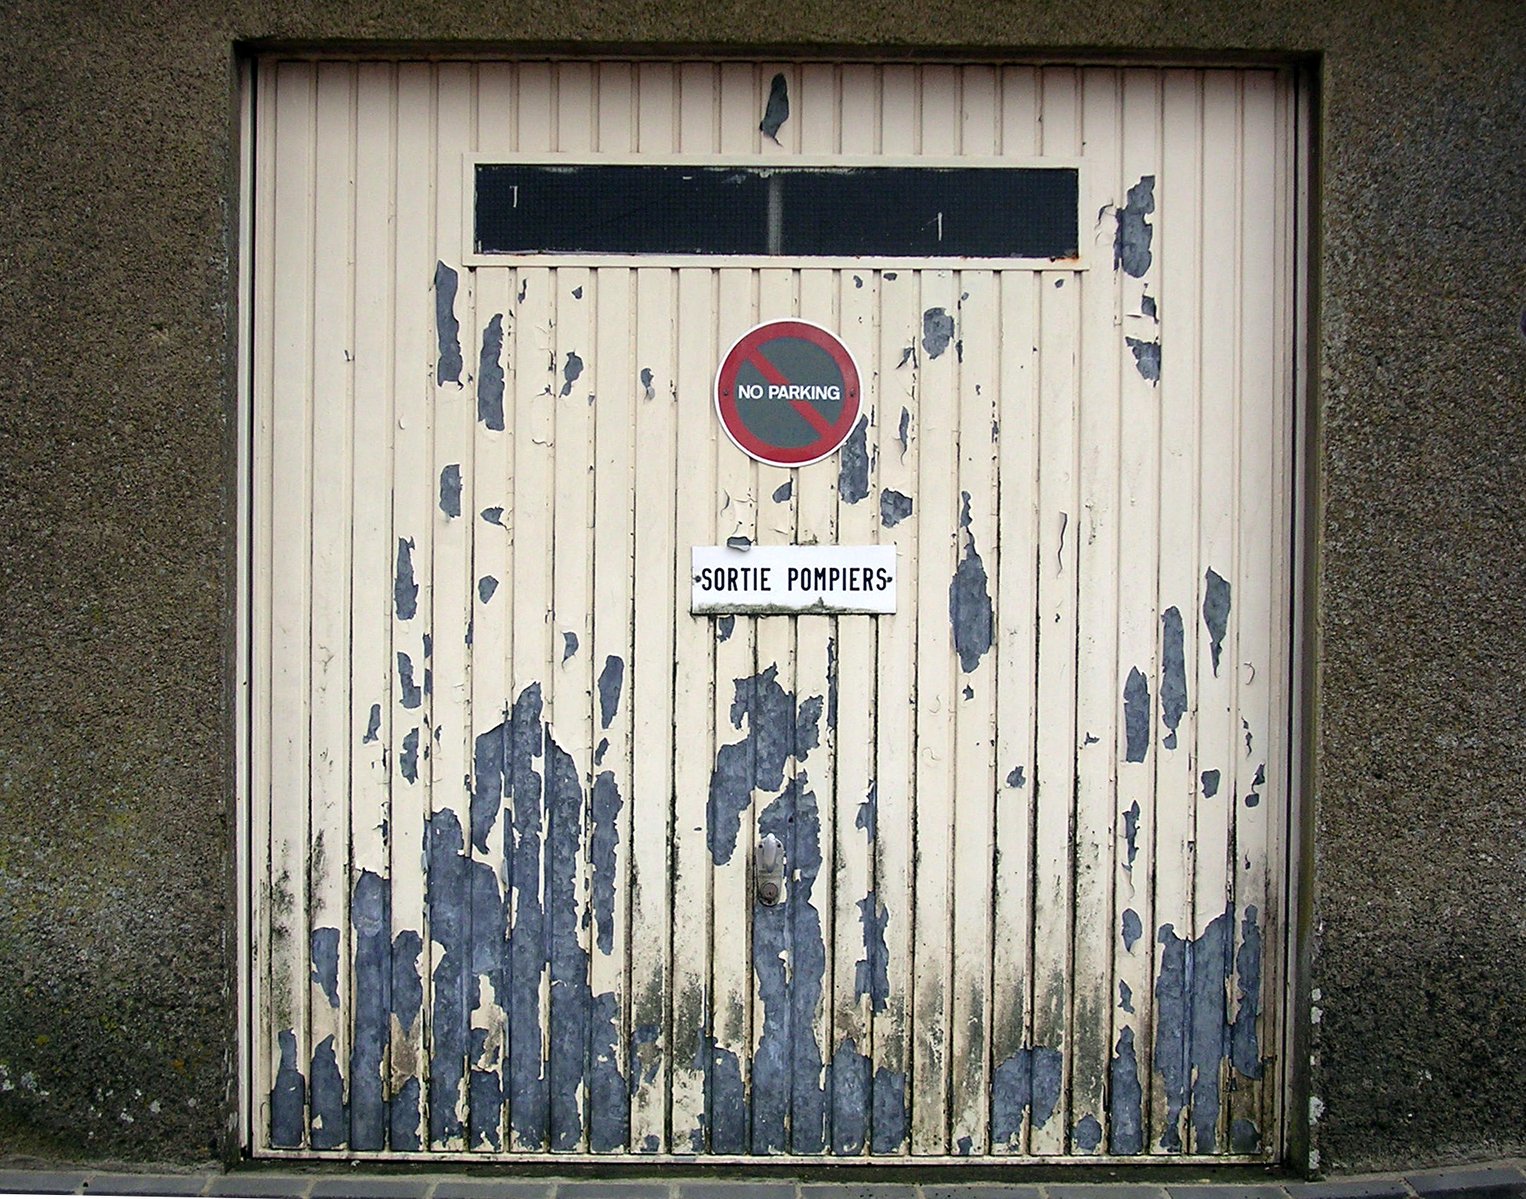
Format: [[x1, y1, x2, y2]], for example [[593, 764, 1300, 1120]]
[[876, 567, 892, 590]]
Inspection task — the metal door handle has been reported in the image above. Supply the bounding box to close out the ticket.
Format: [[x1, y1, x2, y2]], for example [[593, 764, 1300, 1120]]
[[755, 833, 785, 906]]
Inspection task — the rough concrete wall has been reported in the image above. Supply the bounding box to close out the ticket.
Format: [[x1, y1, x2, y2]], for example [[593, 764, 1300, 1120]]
[[0, 0, 1521, 1173]]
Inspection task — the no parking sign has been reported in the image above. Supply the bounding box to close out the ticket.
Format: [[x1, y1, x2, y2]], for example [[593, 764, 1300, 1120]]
[[715, 319, 862, 468]]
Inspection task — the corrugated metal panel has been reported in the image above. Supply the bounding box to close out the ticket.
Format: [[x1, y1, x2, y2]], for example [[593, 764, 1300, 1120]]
[[249, 59, 1297, 1162]]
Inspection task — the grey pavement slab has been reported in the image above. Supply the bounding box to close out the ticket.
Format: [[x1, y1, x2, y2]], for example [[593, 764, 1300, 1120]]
[[1284, 1182, 1411, 1199], [204, 1175, 315, 1197], [797, 1185, 919, 1199], [550, 1183, 673, 1199], [673, 1182, 797, 1199], [0, 1174, 88, 1195], [1407, 1168, 1526, 1199], [924, 1186, 1045, 1199], [84, 1177, 210, 1196], [309, 1180, 432, 1199], [430, 1179, 557, 1199], [1049, 1186, 1171, 1199], [1165, 1186, 1291, 1199]]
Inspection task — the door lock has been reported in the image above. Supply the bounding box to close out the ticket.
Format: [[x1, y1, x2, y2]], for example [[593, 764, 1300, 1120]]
[[755, 833, 786, 906]]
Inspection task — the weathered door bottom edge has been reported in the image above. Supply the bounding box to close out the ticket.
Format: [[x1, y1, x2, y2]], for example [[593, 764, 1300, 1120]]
[[250, 1150, 1279, 1167]]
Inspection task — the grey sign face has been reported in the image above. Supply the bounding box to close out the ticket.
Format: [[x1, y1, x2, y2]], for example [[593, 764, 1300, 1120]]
[[731, 336, 847, 451]]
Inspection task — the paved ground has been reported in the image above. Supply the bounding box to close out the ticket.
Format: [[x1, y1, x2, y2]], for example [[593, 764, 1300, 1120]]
[[0, 1162, 1522, 1199]]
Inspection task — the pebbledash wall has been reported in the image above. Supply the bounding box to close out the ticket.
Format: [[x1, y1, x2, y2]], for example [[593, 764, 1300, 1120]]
[[0, 0, 1521, 1179]]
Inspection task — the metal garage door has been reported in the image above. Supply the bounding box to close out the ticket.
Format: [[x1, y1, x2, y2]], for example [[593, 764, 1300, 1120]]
[[246, 57, 1299, 1162]]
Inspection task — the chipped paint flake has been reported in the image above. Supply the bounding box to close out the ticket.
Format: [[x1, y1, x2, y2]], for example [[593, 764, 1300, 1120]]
[[1160, 607, 1187, 749], [434, 262, 463, 385], [439, 464, 462, 517], [1123, 667, 1151, 762], [838, 414, 871, 503], [597, 655, 625, 729], [1126, 336, 1161, 384], [760, 72, 790, 142], [1109, 1027, 1144, 1153], [560, 351, 584, 397], [1114, 175, 1155, 277], [397, 652, 422, 709], [880, 488, 914, 528], [394, 538, 418, 620], [949, 492, 994, 673], [922, 307, 955, 359], [479, 315, 505, 429], [1203, 568, 1232, 675]]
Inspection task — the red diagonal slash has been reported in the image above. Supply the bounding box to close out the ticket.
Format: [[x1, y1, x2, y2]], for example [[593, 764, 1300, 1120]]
[[744, 348, 836, 438]]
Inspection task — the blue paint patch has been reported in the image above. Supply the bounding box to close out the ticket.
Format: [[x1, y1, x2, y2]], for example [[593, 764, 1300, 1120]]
[[1074, 1113, 1102, 1152], [830, 1038, 872, 1154], [595, 738, 608, 766], [898, 407, 910, 455], [309, 1034, 345, 1149], [481, 506, 504, 525], [560, 351, 584, 397], [1109, 1027, 1144, 1153], [696, 1026, 747, 1153], [400, 728, 420, 782], [838, 415, 871, 503], [439, 464, 462, 517], [760, 72, 790, 142], [1141, 293, 1158, 320], [1154, 908, 1235, 1151], [716, 615, 735, 643], [398, 653, 422, 709], [1123, 800, 1141, 871], [270, 1028, 306, 1148], [545, 733, 591, 1151], [395, 538, 418, 620], [827, 637, 838, 731], [1160, 607, 1187, 750], [1120, 980, 1134, 1013], [1114, 176, 1155, 277], [992, 1044, 1064, 1143], [856, 782, 877, 840], [1122, 907, 1143, 951], [310, 927, 341, 1008], [435, 262, 463, 385], [1230, 1117, 1261, 1153], [562, 631, 579, 663], [363, 703, 381, 744], [469, 1024, 504, 1150], [1124, 667, 1151, 762], [472, 722, 505, 854], [871, 1067, 908, 1153], [1232, 906, 1264, 1080], [479, 315, 506, 430], [855, 891, 889, 1013], [639, 367, 655, 401], [1006, 765, 1026, 788], [922, 307, 955, 358], [350, 871, 390, 1150], [478, 576, 499, 604], [393, 931, 424, 1032], [506, 684, 548, 1150], [772, 479, 792, 503], [880, 489, 913, 528], [589, 990, 628, 1152], [950, 492, 994, 673], [598, 655, 624, 729], [591, 770, 623, 955], [1126, 336, 1161, 384], [957, 1134, 974, 1156], [391, 1077, 421, 1151], [1201, 768, 1221, 798], [707, 665, 816, 866], [1203, 568, 1232, 675]]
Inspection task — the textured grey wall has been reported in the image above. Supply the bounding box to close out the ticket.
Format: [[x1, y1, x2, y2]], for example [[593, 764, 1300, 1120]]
[[0, 0, 1521, 1174]]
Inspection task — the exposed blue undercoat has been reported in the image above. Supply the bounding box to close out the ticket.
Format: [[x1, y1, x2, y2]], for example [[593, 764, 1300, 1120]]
[[1230, 1117, 1261, 1153], [838, 416, 871, 503], [1126, 336, 1161, 383], [760, 73, 790, 142], [717, 615, 734, 642], [399, 728, 420, 783], [309, 1035, 345, 1149], [395, 538, 418, 620], [270, 1028, 306, 1148], [949, 492, 994, 673], [562, 631, 578, 662], [597, 656, 624, 729], [478, 576, 498, 604], [590, 771, 623, 955], [397, 653, 422, 709], [922, 307, 955, 359], [1122, 908, 1143, 951], [855, 891, 890, 1012], [310, 927, 341, 1008], [391, 927, 425, 1150], [829, 1038, 871, 1154], [478, 315, 506, 430], [560, 351, 584, 397], [694, 1028, 747, 1152], [880, 489, 913, 528], [1074, 1112, 1102, 1151], [1123, 800, 1141, 870], [772, 479, 792, 502], [871, 1066, 909, 1153], [1114, 176, 1156, 278], [1109, 1027, 1144, 1153], [439, 464, 462, 517], [1006, 765, 1026, 788], [350, 870, 391, 1150], [1232, 906, 1263, 1080], [1124, 667, 1151, 762], [363, 703, 381, 743], [434, 262, 463, 385], [855, 782, 877, 840], [992, 1044, 1063, 1143], [1201, 768, 1221, 798], [1203, 568, 1232, 675], [1160, 607, 1187, 750]]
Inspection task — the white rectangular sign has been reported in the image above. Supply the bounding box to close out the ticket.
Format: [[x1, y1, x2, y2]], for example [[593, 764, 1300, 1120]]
[[691, 545, 897, 615]]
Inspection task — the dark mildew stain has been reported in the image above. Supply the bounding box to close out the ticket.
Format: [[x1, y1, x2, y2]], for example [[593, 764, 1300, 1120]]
[[398, 653, 422, 709], [1122, 908, 1143, 952], [395, 538, 418, 620], [1201, 768, 1221, 798], [838, 415, 871, 503], [760, 73, 790, 142], [716, 615, 734, 643], [950, 491, 994, 673], [1114, 176, 1156, 278], [311, 928, 341, 1008], [706, 665, 819, 866], [922, 308, 955, 359], [773, 479, 792, 503], [400, 728, 420, 782], [1160, 607, 1187, 750], [591, 771, 623, 956], [479, 315, 506, 430], [435, 262, 463, 385], [363, 703, 381, 744], [350, 871, 390, 1149], [855, 891, 890, 1012], [478, 576, 498, 604], [1126, 336, 1161, 384], [1074, 1113, 1102, 1152], [1109, 1027, 1144, 1153], [881, 489, 913, 528], [992, 1045, 1064, 1143], [439, 464, 462, 517], [560, 351, 584, 398], [1124, 667, 1151, 762], [562, 631, 578, 663], [1123, 800, 1141, 870], [1006, 765, 1026, 788], [598, 655, 625, 729], [270, 1029, 306, 1147], [1203, 568, 1232, 675]]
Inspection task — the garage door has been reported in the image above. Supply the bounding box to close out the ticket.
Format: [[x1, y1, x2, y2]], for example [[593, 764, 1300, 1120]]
[[247, 57, 1299, 1162]]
